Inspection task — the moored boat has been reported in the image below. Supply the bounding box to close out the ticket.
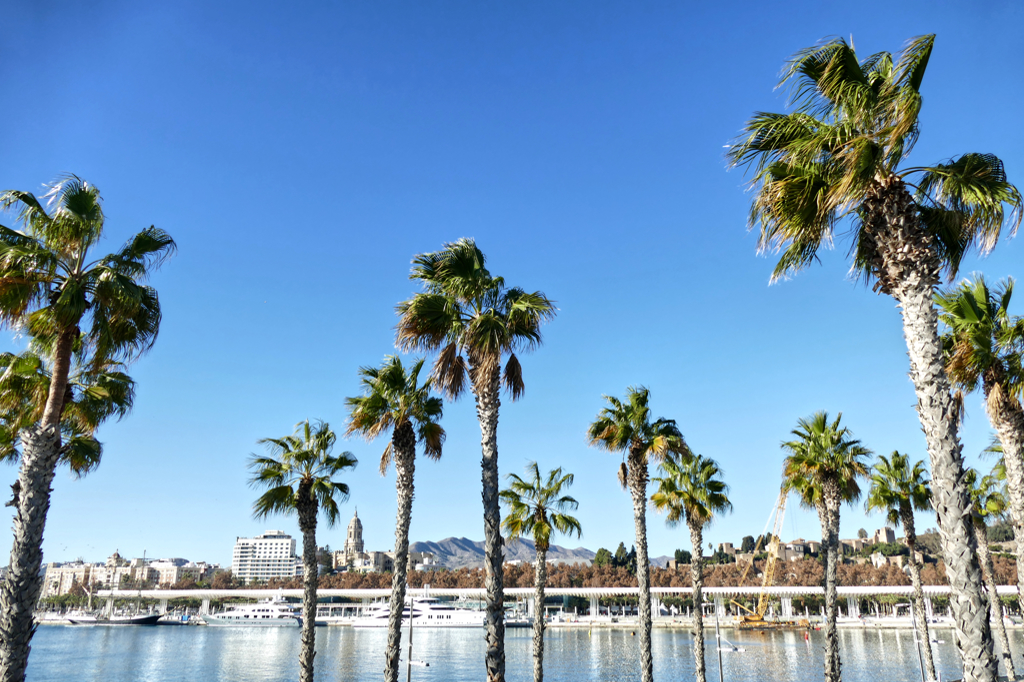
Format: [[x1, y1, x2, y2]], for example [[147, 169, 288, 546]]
[[202, 598, 301, 627], [352, 597, 485, 628], [68, 612, 162, 626]]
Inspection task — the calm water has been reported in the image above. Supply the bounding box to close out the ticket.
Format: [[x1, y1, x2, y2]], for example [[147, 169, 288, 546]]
[[26, 624, 1019, 681]]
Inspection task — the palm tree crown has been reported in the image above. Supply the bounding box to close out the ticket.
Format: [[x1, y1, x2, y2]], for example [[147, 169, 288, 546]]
[[345, 355, 445, 473], [0, 176, 175, 376], [937, 275, 1023, 407], [782, 411, 872, 507], [587, 386, 690, 484], [500, 463, 582, 552], [249, 420, 357, 525], [395, 238, 555, 400], [866, 451, 932, 527], [967, 468, 1008, 524], [0, 350, 134, 477], [651, 453, 732, 529], [727, 35, 1021, 286]]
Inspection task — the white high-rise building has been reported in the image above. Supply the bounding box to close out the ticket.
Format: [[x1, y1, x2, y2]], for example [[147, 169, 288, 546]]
[[232, 530, 302, 583]]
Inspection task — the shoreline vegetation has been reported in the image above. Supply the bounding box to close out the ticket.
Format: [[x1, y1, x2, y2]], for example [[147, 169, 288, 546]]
[[44, 555, 1015, 598]]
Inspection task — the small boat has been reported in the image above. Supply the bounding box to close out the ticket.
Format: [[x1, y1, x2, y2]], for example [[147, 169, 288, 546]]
[[504, 613, 534, 629], [68, 612, 162, 626], [202, 598, 301, 627]]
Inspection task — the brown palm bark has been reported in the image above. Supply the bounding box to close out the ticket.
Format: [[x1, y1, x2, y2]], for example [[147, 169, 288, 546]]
[[900, 506, 938, 681], [984, 374, 1024, 599], [532, 545, 547, 682], [0, 328, 76, 682], [384, 421, 417, 682], [861, 175, 996, 682], [471, 359, 505, 682], [688, 522, 706, 682], [296, 482, 319, 682], [974, 521, 1017, 680], [627, 444, 654, 682]]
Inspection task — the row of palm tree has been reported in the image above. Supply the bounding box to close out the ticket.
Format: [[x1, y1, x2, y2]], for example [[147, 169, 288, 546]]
[[0, 32, 1020, 682], [728, 32, 1022, 682], [249, 239, 557, 682]]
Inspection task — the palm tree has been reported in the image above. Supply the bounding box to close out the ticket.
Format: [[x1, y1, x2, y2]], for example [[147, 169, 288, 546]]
[[651, 453, 731, 682], [966, 468, 1018, 680], [781, 412, 871, 682], [500, 462, 581, 682], [0, 350, 135, 478], [345, 355, 444, 682], [249, 420, 357, 682], [0, 176, 174, 680], [396, 238, 555, 682], [728, 36, 1021, 681], [865, 451, 937, 681], [587, 386, 690, 682], [938, 275, 1024, 599]]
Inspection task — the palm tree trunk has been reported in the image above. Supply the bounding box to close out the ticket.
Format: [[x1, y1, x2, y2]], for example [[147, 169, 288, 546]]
[[862, 176, 997, 682], [901, 506, 937, 681], [533, 545, 547, 682], [627, 449, 654, 682], [297, 485, 319, 682], [688, 522, 706, 682], [985, 382, 1024, 600], [384, 423, 417, 682], [0, 328, 75, 682], [974, 521, 1017, 680], [817, 495, 841, 682], [471, 361, 505, 682]]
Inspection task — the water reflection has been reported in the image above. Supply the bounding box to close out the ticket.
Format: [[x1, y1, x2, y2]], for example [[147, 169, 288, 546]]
[[27, 624, 1006, 681]]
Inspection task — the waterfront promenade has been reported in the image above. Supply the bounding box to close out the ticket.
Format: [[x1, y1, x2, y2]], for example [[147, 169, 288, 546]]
[[84, 584, 1016, 626]]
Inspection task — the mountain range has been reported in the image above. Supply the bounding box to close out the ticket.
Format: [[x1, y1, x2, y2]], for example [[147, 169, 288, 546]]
[[409, 537, 672, 570]]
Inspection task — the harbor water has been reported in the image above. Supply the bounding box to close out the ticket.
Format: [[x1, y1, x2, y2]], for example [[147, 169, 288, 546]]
[[27, 624, 1016, 681]]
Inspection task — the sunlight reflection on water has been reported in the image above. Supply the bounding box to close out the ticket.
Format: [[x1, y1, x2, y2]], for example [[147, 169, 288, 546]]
[[26, 623, 1022, 681]]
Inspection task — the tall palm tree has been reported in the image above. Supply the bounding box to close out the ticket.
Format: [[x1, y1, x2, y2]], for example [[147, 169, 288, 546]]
[[0, 350, 135, 478], [938, 275, 1024, 599], [588, 386, 690, 682], [345, 355, 444, 682], [966, 468, 1018, 680], [396, 238, 555, 682], [0, 176, 174, 681], [865, 451, 937, 681], [500, 462, 581, 682], [651, 453, 732, 682], [249, 420, 357, 682], [781, 412, 871, 682], [728, 36, 1021, 681]]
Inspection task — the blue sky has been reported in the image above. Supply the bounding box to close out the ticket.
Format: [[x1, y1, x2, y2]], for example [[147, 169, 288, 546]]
[[1, 1, 1021, 567]]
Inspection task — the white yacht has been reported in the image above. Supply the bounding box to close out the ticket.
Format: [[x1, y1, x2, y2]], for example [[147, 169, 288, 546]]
[[352, 597, 485, 628], [202, 598, 301, 627]]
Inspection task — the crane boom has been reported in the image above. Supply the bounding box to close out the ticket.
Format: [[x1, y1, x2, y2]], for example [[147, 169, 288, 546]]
[[730, 490, 787, 622], [755, 494, 787, 618]]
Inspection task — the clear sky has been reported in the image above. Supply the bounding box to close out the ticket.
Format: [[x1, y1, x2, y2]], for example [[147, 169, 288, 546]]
[[1, 1, 1021, 567]]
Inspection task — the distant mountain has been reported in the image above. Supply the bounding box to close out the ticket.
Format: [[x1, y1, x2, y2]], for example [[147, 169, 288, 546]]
[[649, 555, 672, 569], [409, 537, 595, 569]]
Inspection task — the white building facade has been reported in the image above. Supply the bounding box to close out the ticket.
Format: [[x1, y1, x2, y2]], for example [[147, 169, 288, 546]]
[[231, 530, 303, 583]]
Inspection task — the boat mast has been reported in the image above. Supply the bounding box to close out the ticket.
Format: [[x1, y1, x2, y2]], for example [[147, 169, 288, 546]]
[[135, 550, 146, 614], [406, 592, 414, 682]]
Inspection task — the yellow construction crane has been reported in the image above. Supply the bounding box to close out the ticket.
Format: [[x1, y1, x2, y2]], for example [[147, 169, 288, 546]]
[[730, 490, 787, 624]]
